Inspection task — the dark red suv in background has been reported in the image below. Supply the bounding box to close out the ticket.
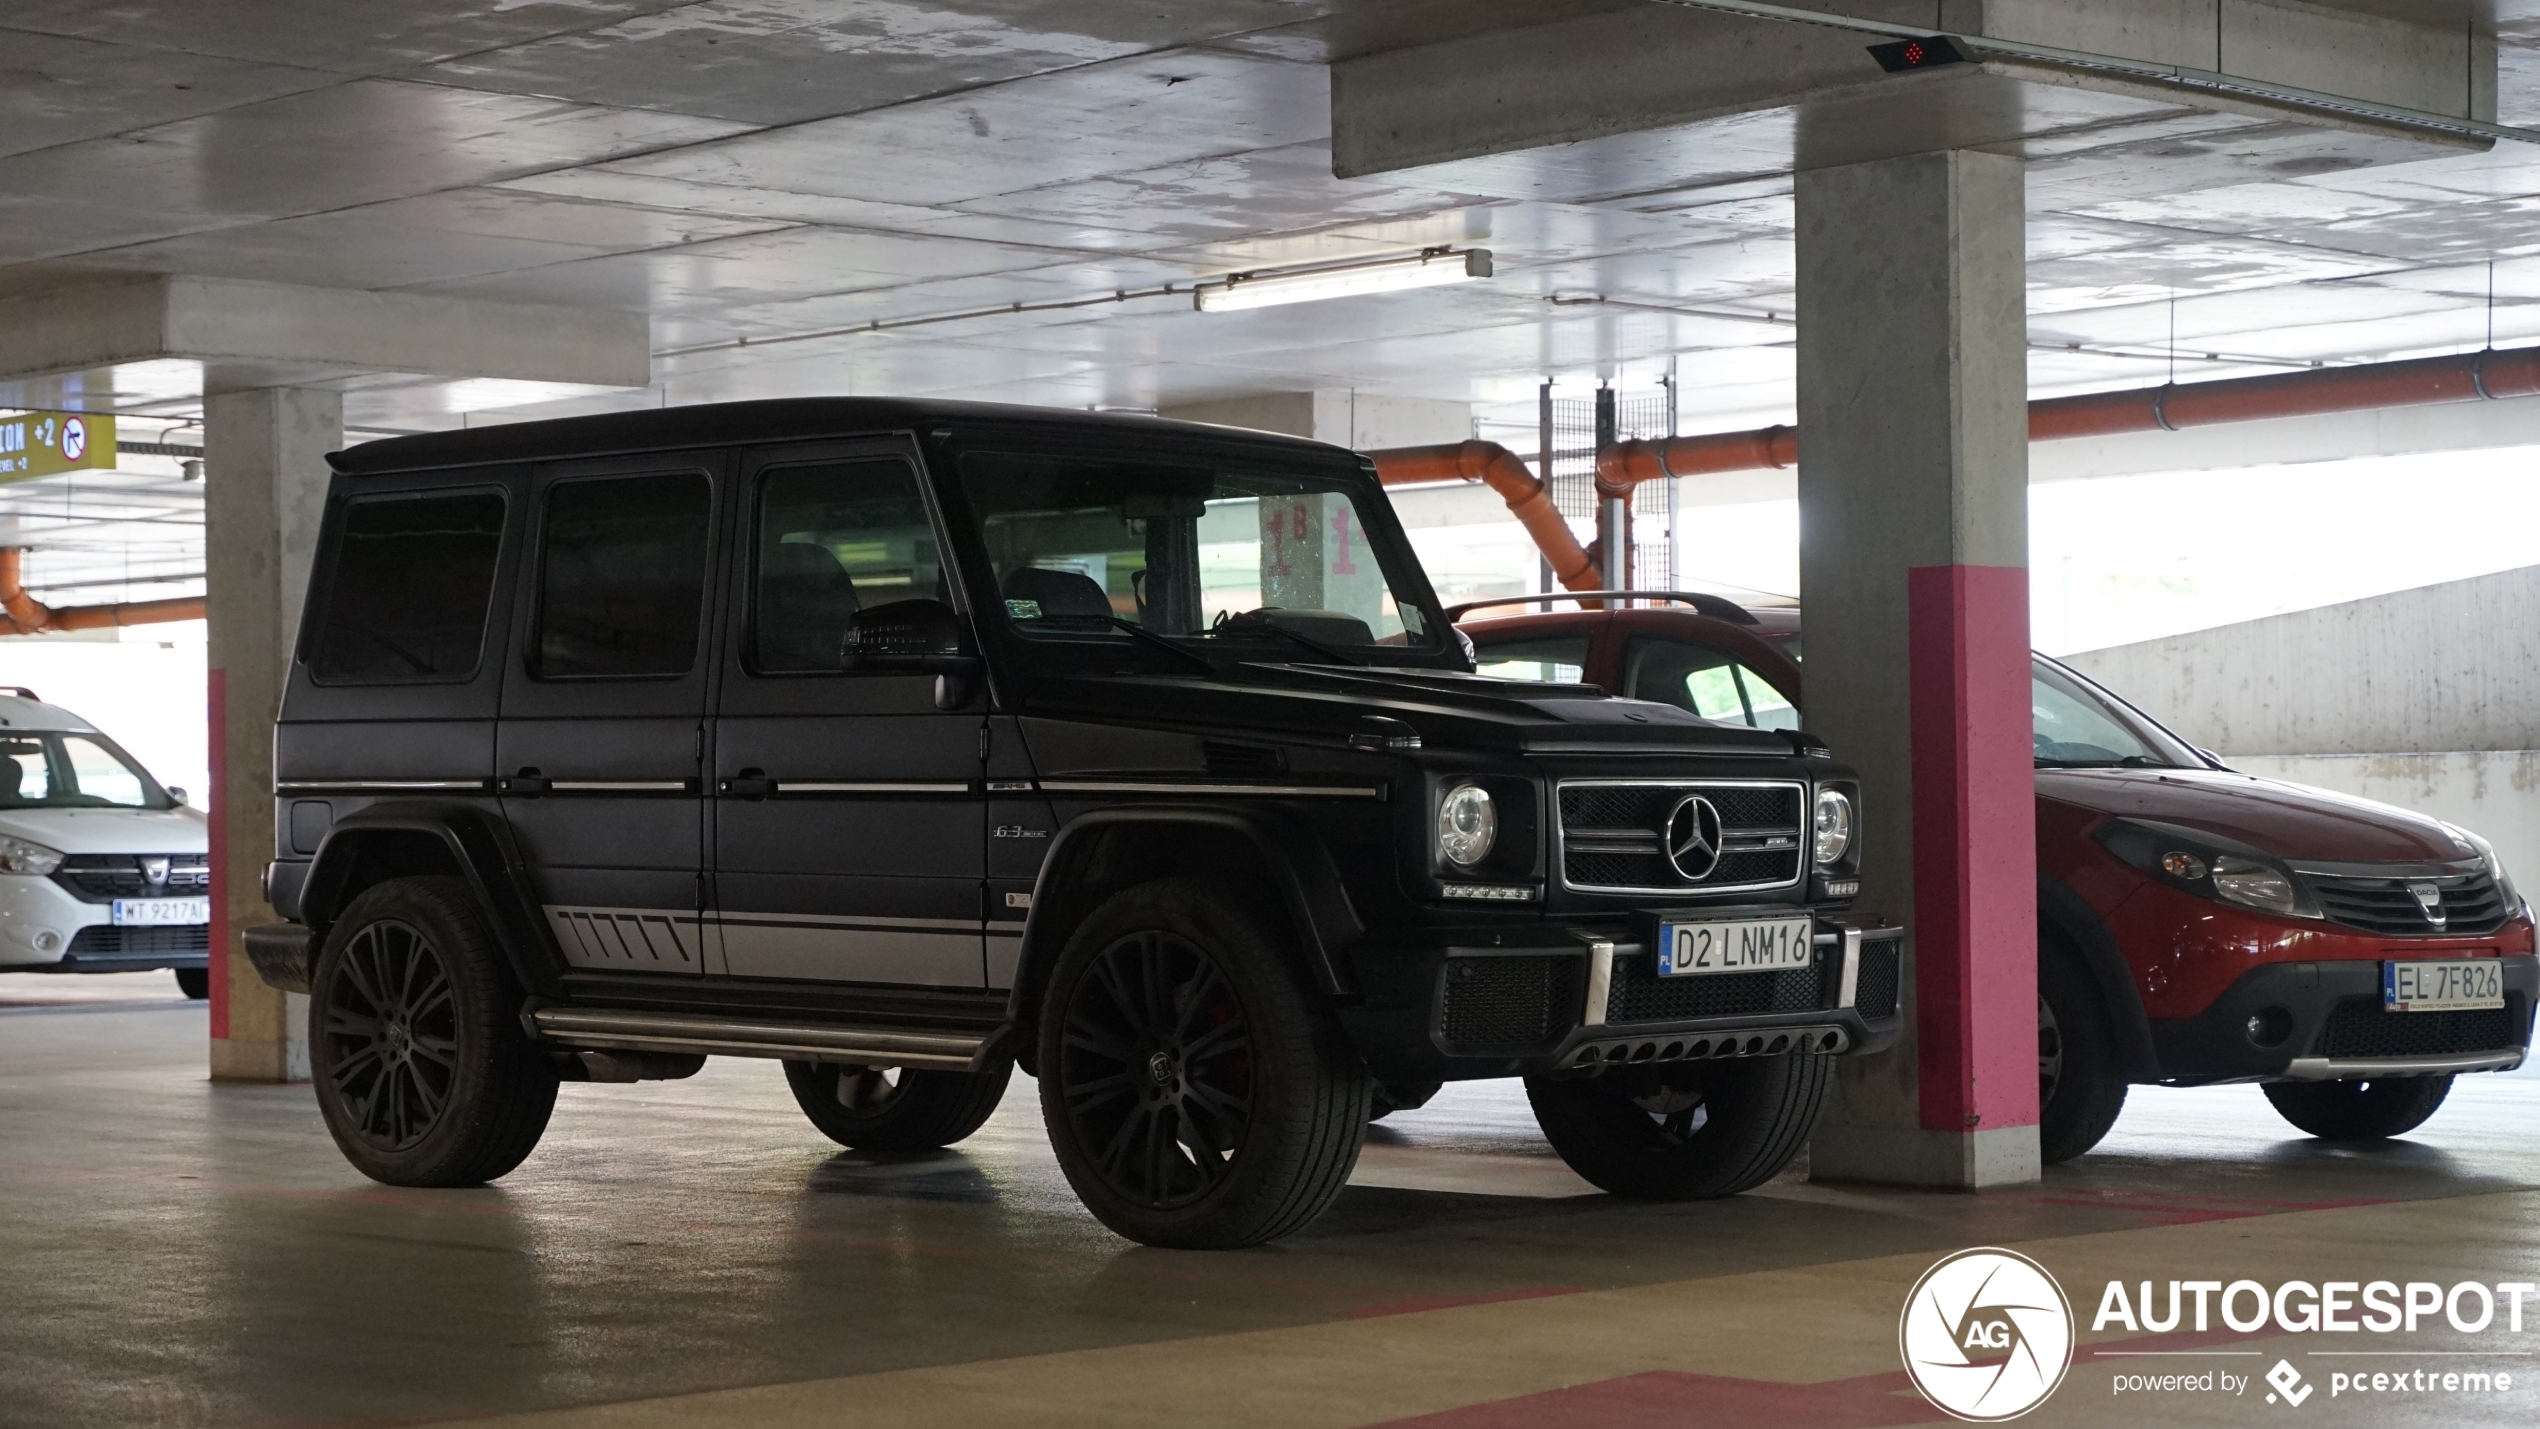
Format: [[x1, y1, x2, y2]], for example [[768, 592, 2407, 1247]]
[[1461, 593, 2538, 1162]]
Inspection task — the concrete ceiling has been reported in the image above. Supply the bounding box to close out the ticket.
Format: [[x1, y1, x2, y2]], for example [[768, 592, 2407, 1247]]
[[1, 0, 2539, 451]]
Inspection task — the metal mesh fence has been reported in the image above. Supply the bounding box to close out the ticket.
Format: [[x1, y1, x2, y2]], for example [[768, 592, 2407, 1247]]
[[1546, 389, 1675, 590]]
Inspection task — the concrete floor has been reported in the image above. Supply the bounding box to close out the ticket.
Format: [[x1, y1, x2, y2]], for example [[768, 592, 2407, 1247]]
[[7, 973, 2539, 1428]]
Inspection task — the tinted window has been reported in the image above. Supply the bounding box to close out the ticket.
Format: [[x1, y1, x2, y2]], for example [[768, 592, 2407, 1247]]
[[0, 732, 165, 809], [751, 461, 946, 673], [308, 491, 505, 684], [535, 472, 711, 679], [1623, 638, 1799, 730], [2032, 660, 2194, 768], [1470, 633, 1590, 683]]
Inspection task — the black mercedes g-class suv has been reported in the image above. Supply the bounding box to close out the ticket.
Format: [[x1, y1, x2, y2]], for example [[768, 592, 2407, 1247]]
[[246, 398, 1898, 1248]]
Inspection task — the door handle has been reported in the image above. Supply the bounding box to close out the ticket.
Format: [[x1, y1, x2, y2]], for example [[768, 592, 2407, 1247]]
[[720, 768, 776, 800], [501, 767, 551, 797]]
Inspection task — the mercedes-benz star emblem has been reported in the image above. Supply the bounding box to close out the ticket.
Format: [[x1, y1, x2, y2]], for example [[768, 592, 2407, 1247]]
[[1665, 794, 1725, 881]]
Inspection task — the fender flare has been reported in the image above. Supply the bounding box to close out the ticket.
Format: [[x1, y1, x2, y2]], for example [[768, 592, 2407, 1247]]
[[1003, 805, 1365, 1029], [2037, 873, 2160, 1081], [300, 802, 564, 998]]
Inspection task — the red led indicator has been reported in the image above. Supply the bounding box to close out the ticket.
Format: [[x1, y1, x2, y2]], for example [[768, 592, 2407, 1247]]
[[1868, 35, 1967, 72], [1903, 40, 1924, 65]]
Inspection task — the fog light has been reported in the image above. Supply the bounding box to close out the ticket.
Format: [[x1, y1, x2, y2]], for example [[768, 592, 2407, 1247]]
[[2245, 1006, 2294, 1048], [32, 929, 60, 953]]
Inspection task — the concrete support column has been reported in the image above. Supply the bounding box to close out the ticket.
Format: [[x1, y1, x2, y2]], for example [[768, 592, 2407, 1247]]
[[205, 387, 337, 1083], [1795, 150, 2040, 1188]]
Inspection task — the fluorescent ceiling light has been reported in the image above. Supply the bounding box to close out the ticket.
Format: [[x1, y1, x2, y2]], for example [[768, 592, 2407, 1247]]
[[1196, 248, 1492, 313]]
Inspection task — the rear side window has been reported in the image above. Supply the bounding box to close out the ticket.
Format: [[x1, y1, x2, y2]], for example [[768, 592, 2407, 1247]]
[[1623, 637, 1799, 730], [1471, 633, 1589, 684], [308, 491, 506, 684], [535, 472, 712, 679]]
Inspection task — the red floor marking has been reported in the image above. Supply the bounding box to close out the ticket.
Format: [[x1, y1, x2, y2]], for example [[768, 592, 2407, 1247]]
[[1347, 1285, 1584, 1319], [1363, 1369, 1945, 1429], [1989, 1189, 2398, 1226]]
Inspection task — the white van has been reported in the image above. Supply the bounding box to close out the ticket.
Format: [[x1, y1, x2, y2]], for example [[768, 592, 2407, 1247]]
[[0, 689, 210, 997]]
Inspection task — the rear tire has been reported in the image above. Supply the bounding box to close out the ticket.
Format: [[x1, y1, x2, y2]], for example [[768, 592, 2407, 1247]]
[[1038, 878, 1370, 1248], [175, 967, 210, 1000], [783, 1059, 1013, 1151], [1525, 1054, 1829, 1199], [309, 877, 557, 1186], [2263, 1075, 2453, 1140], [2038, 948, 2128, 1165]]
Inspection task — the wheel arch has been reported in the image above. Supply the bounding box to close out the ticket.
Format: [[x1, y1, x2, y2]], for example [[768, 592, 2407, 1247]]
[[2037, 873, 2160, 1081], [300, 803, 563, 998], [1002, 806, 1364, 1069]]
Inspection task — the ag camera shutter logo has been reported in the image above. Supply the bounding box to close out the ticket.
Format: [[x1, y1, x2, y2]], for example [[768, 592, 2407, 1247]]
[[1900, 1248, 2076, 1420]]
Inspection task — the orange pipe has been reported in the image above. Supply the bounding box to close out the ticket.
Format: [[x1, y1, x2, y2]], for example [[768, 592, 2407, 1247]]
[[0, 549, 205, 636], [1579, 343, 2540, 492], [1369, 441, 1603, 593]]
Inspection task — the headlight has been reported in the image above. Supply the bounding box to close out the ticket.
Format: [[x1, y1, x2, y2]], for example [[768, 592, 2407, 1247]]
[[2209, 855, 2304, 916], [1436, 783, 1497, 868], [0, 833, 63, 875], [1812, 787, 1853, 867], [2094, 818, 2319, 920], [2447, 824, 2522, 913]]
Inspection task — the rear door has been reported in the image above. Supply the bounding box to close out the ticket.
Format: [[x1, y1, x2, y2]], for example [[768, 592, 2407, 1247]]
[[496, 453, 727, 976], [708, 443, 987, 987]]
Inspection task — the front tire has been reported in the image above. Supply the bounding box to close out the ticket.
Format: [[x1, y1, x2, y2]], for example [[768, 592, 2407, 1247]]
[[175, 967, 210, 1000], [783, 1059, 1013, 1151], [310, 877, 557, 1186], [1038, 878, 1370, 1248], [2038, 949, 2127, 1165], [1525, 1053, 1829, 1199], [2264, 1075, 2453, 1140]]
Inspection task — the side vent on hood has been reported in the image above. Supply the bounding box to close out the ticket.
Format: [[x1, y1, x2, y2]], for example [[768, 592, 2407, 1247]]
[[1202, 741, 1287, 777]]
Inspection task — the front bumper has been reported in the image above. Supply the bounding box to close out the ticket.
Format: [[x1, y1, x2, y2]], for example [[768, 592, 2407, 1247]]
[[1338, 913, 1902, 1087], [2150, 956, 2537, 1084], [0, 871, 208, 973]]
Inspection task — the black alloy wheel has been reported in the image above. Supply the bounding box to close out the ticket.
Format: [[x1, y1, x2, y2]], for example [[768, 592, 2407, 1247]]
[[323, 917, 460, 1152], [1526, 1053, 1829, 1199], [1038, 878, 1369, 1248], [782, 1057, 1013, 1151], [1057, 928, 1256, 1211], [308, 877, 556, 1186]]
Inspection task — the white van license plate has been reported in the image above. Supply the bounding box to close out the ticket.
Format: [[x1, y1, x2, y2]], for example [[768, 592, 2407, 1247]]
[[1657, 916, 1814, 977], [2384, 959, 2503, 1012], [113, 897, 209, 927]]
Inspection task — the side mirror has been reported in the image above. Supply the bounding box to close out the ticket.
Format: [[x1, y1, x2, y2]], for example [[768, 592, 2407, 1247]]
[[841, 599, 977, 673], [166, 786, 188, 806]]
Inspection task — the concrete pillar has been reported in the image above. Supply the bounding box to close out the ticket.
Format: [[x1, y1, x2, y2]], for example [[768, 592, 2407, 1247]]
[[1795, 150, 2040, 1188], [205, 387, 337, 1083]]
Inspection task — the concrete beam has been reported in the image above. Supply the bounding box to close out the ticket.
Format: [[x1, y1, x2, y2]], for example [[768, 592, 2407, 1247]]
[[0, 275, 650, 395], [1162, 391, 1473, 450]]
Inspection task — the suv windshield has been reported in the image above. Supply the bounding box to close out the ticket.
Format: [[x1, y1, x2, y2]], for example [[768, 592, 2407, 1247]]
[[2031, 659, 2198, 769], [0, 731, 171, 809], [960, 450, 1443, 665]]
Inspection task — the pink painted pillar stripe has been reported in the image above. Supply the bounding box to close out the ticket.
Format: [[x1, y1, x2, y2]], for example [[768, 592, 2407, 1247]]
[[1907, 564, 2038, 1133], [207, 666, 229, 1042]]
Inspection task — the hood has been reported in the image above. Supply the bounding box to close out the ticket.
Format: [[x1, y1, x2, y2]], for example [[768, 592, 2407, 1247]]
[[0, 805, 209, 857], [2036, 767, 2473, 865], [1029, 662, 1799, 758]]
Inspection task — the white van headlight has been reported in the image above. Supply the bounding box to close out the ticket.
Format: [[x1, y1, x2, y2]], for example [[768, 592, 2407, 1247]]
[[0, 834, 64, 875]]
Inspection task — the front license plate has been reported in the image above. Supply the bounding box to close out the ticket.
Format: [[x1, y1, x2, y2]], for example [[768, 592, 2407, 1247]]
[[2384, 958, 2504, 1012], [113, 897, 209, 927], [1657, 916, 1814, 977]]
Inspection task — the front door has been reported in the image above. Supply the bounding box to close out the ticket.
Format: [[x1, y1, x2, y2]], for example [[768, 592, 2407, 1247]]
[[709, 445, 986, 987], [497, 454, 725, 976]]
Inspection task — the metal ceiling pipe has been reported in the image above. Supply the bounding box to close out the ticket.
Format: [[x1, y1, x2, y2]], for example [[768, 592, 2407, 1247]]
[[1366, 441, 1603, 593], [1589, 343, 2540, 492], [0, 549, 205, 637]]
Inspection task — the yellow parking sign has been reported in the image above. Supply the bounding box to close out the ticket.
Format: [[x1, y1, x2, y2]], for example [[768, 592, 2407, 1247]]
[[0, 411, 116, 481]]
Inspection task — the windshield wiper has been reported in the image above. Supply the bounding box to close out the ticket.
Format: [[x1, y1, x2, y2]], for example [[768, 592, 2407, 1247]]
[[2034, 755, 2173, 769], [1033, 613, 1218, 675], [1204, 613, 1366, 667]]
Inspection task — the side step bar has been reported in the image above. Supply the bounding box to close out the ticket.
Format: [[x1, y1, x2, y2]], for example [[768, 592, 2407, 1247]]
[[530, 1007, 995, 1071]]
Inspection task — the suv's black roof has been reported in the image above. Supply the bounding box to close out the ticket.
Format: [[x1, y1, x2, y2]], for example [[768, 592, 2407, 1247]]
[[330, 397, 1349, 476]]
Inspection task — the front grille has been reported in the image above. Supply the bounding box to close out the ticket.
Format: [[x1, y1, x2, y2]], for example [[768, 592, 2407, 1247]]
[[52, 854, 211, 904], [67, 924, 210, 956], [2313, 995, 2522, 1060], [1607, 950, 1838, 1022], [2307, 871, 2513, 937], [1854, 931, 1902, 1020], [1439, 955, 1582, 1051], [1558, 781, 1806, 893]]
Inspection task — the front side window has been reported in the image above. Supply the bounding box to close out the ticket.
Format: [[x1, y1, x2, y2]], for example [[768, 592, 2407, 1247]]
[[751, 460, 947, 673], [2032, 660, 2195, 768], [0, 732, 165, 809], [959, 450, 1446, 667], [307, 490, 505, 684], [1470, 633, 1590, 684], [534, 472, 711, 679], [1622, 638, 1799, 730]]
